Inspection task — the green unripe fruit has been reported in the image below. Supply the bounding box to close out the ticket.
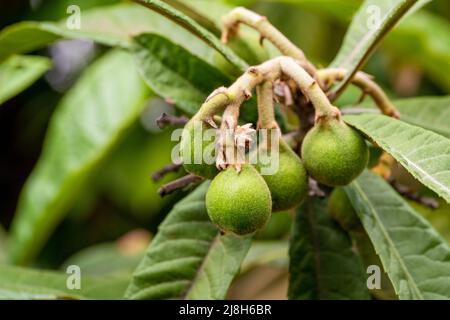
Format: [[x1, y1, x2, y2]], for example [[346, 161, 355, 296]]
[[256, 138, 308, 212], [327, 188, 360, 231], [255, 210, 291, 240], [206, 164, 272, 235], [180, 119, 218, 179], [301, 119, 369, 186]]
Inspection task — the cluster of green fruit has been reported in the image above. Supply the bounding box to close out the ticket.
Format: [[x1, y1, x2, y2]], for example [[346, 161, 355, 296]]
[[180, 116, 369, 235]]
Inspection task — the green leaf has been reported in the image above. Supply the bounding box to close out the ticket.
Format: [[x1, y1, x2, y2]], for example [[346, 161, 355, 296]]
[[241, 241, 288, 272], [288, 197, 370, 300], [350, 230, 397, 299], [0, 224, 7, 264], [0, 55, 51, 105], [330, 0, 429, 96], [132, 0, 248, 71], [0, 3, 214, 64], [394, 96, 450, 139], [125, 182, 252, 300], [344, 114, 450, 202], [61, 242, 145, 277], [353, 96, 450, 138], [0, 265, 128, 299], [8, 50, 150, 265], [133, 33, 231, 115], [344, 170, 450, 299]]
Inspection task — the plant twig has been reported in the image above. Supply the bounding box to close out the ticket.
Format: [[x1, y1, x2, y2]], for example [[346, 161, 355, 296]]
[[318, 68, 400, 118], [156, 113, 189, 129], [388, 178, 439, 209], [158, 174, 203, 197], [221, 7, 317, 76], [256, 80, 277, 129], [152, 163, 182, 181], [195, 57, 338, 125]]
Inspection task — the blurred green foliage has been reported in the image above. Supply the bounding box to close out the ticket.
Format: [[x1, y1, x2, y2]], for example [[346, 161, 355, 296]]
[[0, 0, 448, 278]]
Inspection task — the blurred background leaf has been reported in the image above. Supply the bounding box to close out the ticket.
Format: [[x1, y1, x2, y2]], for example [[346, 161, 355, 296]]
[[0, 0, 448, 300], [0, 264, 129, 299], [0, 55, 51, 105], [8, 50, 150, 265]]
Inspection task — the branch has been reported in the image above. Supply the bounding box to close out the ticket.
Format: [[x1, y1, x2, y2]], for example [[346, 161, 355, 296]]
[[158, 174, 203, 197], [221, 7, 316, 76], [256, 80, 277, 129], [388, 178, 439, 209], [318, 68, 400, 118], [152, 163, 182, 182], [156, 113, 189, 129]]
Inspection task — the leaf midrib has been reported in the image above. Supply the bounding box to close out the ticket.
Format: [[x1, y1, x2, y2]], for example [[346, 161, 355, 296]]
[[351, 179, 424, 300], [182, 232, 220, 299]]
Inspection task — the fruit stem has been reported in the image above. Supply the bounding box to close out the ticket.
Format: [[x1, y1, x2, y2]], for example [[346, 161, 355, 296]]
[[221, 7, 316, 76], [318, 68, 400, 118], [256, 80, 278, 129], [279, 58, 340, 123], [194, 59, 282, 122], [195, 57, 337, 125]]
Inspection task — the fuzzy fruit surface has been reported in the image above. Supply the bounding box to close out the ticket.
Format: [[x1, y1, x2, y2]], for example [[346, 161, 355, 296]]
[[206, 164, 272, 235], [301, 119, 368, 186], [256, 138, 308, 211], [180, 119, 218, 179], [327, 187, 360, 231]]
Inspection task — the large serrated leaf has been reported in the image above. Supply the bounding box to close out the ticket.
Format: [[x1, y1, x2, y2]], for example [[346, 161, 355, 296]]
[[0, 265, 128, 300], [344, 114, 450, 202], [394, 97, 450, 139], [133, 33, 231, 115], [132, 0, 248, 71], [8, 50, 150, 265], [288, 197, 370, 300], [330, 0, 429, 96], [0, 3, 213, 64], [126, 182, 252, 300], [0, 55, 51, 105], [353, 96, 450, 138], [344, 170, 450, 299]]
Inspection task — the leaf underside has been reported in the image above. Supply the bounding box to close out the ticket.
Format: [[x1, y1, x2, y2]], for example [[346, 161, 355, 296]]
[[345, 171, 450, 299], [125, 182, 252, 300], [133, 33, 231, 116], [344, 114, 450, 203]]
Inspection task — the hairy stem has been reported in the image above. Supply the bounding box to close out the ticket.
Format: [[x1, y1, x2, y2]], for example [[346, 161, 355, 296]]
[[256, 81, 277, 129], [221, 7, 316, 76], [279, 58, 339, 122], [195, 57, 337, 125], [318, 68, 400, 118]]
